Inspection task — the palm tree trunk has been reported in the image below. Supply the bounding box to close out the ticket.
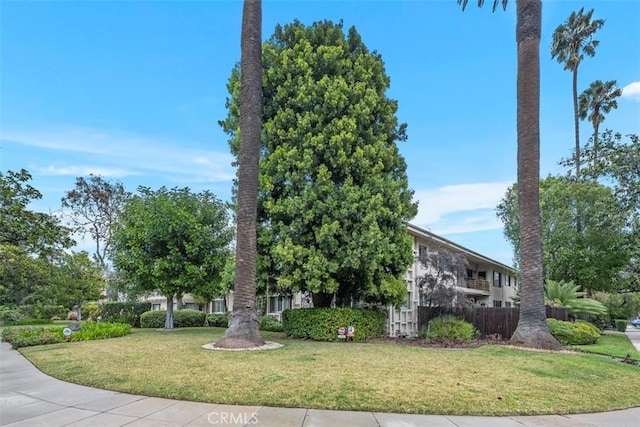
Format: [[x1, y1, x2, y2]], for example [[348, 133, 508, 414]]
[[572, 66, 581, 179], [509, 0, 561, 350], [215, 0, 265, 348], [592, 121, 599, 173]]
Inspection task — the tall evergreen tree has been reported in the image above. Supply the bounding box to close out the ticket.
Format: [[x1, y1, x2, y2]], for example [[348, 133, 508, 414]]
[[220, 20, 417, 307]]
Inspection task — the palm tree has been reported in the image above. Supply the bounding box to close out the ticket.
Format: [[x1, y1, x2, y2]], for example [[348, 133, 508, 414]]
[[579, 80, 622, 171], [215, 0, 265, 349], [460, 0, 560, 349], [544, 279, 607, 318], [551, 8, 604, 179]]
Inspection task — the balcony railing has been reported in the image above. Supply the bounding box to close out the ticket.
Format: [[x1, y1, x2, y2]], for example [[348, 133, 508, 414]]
[[462, 279, 490, 292]]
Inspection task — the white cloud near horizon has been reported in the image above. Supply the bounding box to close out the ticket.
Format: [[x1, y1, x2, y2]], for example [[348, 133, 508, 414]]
[[621, 81, 640, 101], [412, 181, 512, 235], [2, 125, 235, 182]]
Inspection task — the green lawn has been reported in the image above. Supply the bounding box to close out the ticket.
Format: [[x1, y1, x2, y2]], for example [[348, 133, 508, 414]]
[[574, 331, 640, 361], [15, 327, 640, 416]]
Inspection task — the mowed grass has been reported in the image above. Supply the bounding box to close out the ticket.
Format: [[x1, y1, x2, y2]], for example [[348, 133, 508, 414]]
[[574, 331, 640, 360], [18, 327, 640, 416]]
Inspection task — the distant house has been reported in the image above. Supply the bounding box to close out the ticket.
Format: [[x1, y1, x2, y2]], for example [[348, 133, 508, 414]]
[[144, 223, 518, 338]]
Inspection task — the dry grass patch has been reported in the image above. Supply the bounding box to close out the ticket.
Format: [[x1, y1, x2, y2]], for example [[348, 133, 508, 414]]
[[18, 327, 640, 415]]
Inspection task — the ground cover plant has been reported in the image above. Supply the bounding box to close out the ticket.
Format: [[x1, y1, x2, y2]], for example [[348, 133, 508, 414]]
[[17, 327, 640, 416], [2, 322, 131, 349]]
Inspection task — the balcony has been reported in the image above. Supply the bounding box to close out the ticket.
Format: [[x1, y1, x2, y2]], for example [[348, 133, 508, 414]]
[[457, 279, 491, 295]]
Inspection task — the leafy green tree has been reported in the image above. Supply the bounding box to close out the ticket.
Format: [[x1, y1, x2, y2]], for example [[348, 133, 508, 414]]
[[551, 8, 604, 179], [559, 131, 640, 291], [544, 279, 606, 317], [578, 80, 621, 170], [215, 0, 265, 349], [112, 187, 233, 329], [220, 19, 417, 308], [1, 169, 74, 257], [62, 175, 131, 271], [497, 176, 630, 292], [0, 244, 51, 307], [461, 0, 560, 349], [49, 251, 104, 321]]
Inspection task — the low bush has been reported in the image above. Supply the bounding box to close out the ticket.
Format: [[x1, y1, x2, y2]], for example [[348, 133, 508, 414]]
[[81, 302, 101, 321], [282, 307, 386, 341], [5, 318, 53, 326], [260, 315, 284, 332], [614, 319, 628, 333], [34, 305, 67, 320], [547, 318, 600, 346], [1, 322, 132, 349], [174, 309, 206, 327], [206, 313, 229, 327], [424, 316, 477, 343], [0, 306, 21, 323], [99, 301, 151, 327], [140, 309, 206, 328]]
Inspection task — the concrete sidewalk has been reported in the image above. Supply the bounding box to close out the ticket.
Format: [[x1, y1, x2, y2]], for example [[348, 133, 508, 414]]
[[1, 341, 638, 427]]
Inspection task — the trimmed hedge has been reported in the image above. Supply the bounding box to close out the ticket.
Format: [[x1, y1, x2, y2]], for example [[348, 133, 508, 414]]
[[140, 309, 206, 328], [615, 319, 628, 333], [99, 302, 151, 327], [5, 318, 53, 326], [282, 307, 386, 341], [260, 315, 284, 332], [1, 322, 132, 349], [206, 313, 229, 327], [424, 316, 477, 343], [547, 318, 600, 346]]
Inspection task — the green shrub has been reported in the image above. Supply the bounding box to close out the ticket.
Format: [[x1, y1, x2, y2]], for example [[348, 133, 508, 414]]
[[140, 310, 167, 328], [99, 301, 151, 327], [423, 316, 477, 343], [174, 309, 206, 327], [0, 306, 21, 323], [547, 318, 600, 346], [1, 322, 132, 349], [140, 309, 206, 328], [6, 318, 53, 326], [35, 305, 67, 319], [81, 302, 101, 321], [260, 315, 284, 332], [614, 319, 628, 332], [282, 308, 387, 341], [206, 313, 229, 327]]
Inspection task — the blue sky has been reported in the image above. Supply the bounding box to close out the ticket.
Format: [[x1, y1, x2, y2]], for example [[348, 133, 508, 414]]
[[1, 0, 639, 266]]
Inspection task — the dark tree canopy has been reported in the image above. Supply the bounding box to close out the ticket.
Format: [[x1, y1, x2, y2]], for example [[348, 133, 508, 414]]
[[220, 20, 417, 307], [497, 176, 630, 293], [1, 169, 74, 256]]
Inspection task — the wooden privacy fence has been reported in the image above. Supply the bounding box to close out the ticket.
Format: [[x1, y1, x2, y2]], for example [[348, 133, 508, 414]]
[[417, 306, 569, 340]]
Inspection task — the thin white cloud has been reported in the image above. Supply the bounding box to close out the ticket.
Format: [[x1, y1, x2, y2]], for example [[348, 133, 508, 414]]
[[621, 81, 640, 101], [39, 165, 136, 178], [412, 181, 512, 235], [2, 125, 235, 182]]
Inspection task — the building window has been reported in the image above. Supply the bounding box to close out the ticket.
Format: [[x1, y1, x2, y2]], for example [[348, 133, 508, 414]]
[[466, 269, 474, 279], [418, 244, 427, 258], [269, 296, 292, 313], [478, 271, 487, 280], [152, 304, 161, 311], [493, 300, 502, 307], [184, 303, 199, 311], [493, 271, 502, 287], [211, 299, 226, 313], [506, 275, 511, 287], [505, 301, 512, 307]]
